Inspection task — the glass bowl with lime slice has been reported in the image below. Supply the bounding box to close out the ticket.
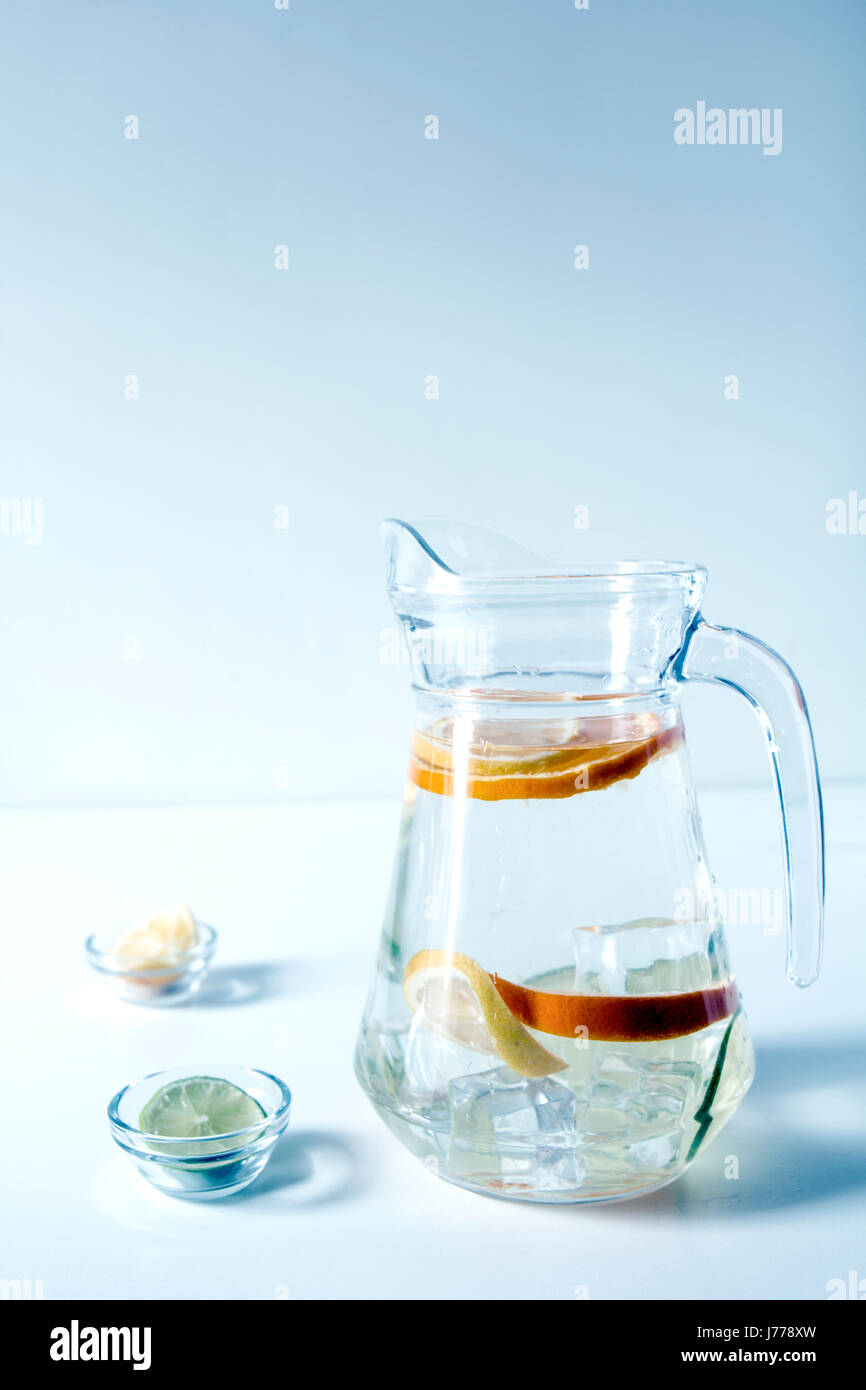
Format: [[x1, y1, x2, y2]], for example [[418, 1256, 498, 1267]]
[[108, 1066, 292, 1199]]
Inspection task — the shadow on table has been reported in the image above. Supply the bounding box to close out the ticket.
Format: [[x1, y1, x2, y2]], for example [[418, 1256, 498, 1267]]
[[594, 1033, 866, 1220], [194, 960, 304, 1006], [230, 1129, 369, 1208]]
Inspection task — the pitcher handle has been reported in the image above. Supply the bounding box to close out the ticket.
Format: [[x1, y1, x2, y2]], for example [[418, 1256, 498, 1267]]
[[674, 618, 825, 987]]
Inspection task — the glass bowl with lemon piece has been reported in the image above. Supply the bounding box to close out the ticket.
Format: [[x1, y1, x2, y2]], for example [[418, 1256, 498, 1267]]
[[86, 906, 216, 1005], [108, 1067, 292, 1199]]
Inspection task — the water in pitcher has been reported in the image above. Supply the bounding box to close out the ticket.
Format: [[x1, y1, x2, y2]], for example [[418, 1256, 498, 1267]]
[[355, 698, 755, 1201]]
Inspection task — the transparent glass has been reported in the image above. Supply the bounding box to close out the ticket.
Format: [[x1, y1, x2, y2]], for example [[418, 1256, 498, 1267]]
[[355, 521, 824, 1203], [108, 1066, 292, 1200], [85, 923, 218, 1006]]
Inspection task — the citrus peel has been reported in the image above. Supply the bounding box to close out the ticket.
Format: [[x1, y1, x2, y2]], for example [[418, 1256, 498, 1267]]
[[402, 948, 568, 1078], [408, 716, 682, 801]]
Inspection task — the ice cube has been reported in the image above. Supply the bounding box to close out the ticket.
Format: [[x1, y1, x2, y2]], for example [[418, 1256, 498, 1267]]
[[625, 952, 711, 994], [448, 1067, 583, 1191], [573, 918, 715, 995], [627, 1132, 683, 1173], [578, 1052, 703, 1145]]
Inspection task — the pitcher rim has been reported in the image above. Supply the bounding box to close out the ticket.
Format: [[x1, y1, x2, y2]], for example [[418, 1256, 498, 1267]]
[[384, 518, 707, 590]]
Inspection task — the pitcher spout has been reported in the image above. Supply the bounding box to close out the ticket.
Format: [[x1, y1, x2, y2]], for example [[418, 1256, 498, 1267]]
[[382, 518, 706, 697], [382, 517, 560, 592]]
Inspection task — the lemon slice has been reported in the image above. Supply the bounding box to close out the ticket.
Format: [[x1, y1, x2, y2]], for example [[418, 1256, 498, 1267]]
[[402, 948, 567, 1079], [113, 905, 199, 971], [409, 716, 682, 801]]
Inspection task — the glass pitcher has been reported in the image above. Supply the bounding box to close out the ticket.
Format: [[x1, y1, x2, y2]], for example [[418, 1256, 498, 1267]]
[[355, 520, 824, 1203]]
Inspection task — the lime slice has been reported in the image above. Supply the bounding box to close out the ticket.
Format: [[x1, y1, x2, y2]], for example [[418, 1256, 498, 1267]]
[[139, 1076, 267, 1157]]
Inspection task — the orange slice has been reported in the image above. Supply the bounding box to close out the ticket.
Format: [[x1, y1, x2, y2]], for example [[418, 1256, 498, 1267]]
[[402, 949, 568, 1078], [491, 972, 740, 1042], [408, 714, 682, 801]]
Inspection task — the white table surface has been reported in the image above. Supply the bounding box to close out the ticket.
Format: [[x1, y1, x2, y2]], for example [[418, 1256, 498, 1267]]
[[2, 785, 863, 1301]]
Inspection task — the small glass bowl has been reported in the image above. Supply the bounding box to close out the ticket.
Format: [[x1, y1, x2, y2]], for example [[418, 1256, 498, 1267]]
[[108, 1065, 292, 1200], [85, 923, 217, 1005]]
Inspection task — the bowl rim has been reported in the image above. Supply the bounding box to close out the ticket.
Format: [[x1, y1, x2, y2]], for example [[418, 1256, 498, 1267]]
[[86, 921, 218, 974], [107, 1066, 292, 1144]]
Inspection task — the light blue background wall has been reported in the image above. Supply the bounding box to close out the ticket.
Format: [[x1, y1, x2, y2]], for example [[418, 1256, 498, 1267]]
[[0, 0, 863, 805]]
